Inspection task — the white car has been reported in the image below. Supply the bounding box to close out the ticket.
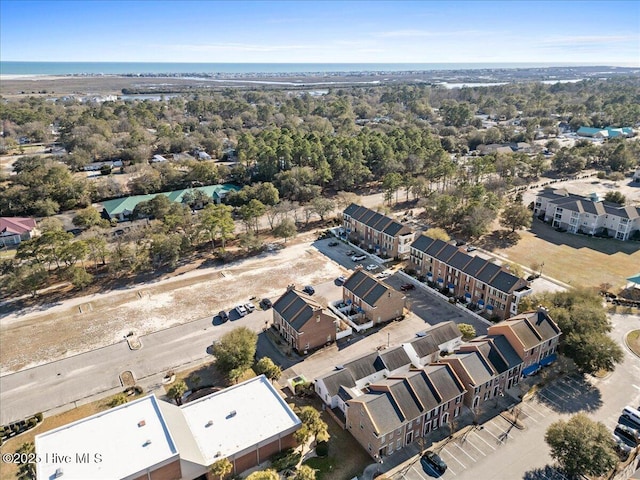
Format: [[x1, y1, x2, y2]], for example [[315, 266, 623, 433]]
[[336, 275, 346, 284], [244, 302, 256, 313], [365, 264, 378, 271], [351, 254, 366, 262], [235, 305, 248, 317], [376, 271, 391, 279]]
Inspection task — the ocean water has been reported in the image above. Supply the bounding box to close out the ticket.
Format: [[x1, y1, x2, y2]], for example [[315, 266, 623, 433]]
[[0, 61, 574, 76]]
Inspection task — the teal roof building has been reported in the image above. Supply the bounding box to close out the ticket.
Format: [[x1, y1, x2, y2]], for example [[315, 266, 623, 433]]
[[576, 126, 634, 138], [101, 184, 240, 221]]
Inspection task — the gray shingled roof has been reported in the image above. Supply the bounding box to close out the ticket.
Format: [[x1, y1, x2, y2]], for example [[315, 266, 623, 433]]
[[402, 370, 441, 410], [370, 378, 423, 420], [537, 190, 640, 219], [427, 322, 462, 346], [444, 352, 495, 386], [318, 368, 356, 397], [344, 352, 385, 380], [343, 270, 393, 307], [273, 289, 327, 330], [355, 393, 405, 434], [485, 335, 523, 369], [344, 203, 412, 237], [412, 235, 524, 293], [379, 346, 412, 372], [423, 364, 466, 403], [407, 335, 440, 359]]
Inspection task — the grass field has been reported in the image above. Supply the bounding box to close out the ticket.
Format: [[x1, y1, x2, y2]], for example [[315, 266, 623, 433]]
[[484, 220, 640, 291]]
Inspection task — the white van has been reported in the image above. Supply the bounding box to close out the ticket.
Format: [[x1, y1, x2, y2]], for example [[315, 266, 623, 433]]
[[622, 406, 640, 427]]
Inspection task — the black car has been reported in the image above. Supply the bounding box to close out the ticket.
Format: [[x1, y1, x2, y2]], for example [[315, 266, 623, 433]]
[[303, 285, 315, 295], [218, 310, 229, 322], [346, 250, 356, 256], [421, 451, 447, 474], [260, 298, 273, 310], [400, 283, 415, 291], [328, 241, 339, 247]]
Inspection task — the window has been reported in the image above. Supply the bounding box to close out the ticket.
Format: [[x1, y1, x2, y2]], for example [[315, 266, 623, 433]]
[[454, 406, 460, 417], [360, 422, 364, 430], [455, 396, 461, 404]]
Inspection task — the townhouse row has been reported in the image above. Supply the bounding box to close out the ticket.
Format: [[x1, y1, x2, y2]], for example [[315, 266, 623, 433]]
[[314, 309, 561, 459], [342, 204, 532, 320]]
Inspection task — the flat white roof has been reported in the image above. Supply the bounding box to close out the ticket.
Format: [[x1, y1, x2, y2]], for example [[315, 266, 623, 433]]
[[36, 395, 178, 480], [182, 375, 301, 464]]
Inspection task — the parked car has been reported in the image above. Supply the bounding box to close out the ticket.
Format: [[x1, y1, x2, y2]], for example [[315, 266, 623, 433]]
[[260, 298, 273, 309], [235, 305, 248, 317], [614, 424, 640, 447], [336, 275, 346, 284], [612, 434, 633, 458], [328, 241, 339, 247], [376, 271, 391, 279], [218, 310, 229, 323], [346, 250, 356, 256], [466, 245, 477, 252], [365, 264, 378, 271], [421, 451, 447, 474], [303, 285, 315, 295], [400, 283, 416, 291], [244, 302, 256, 313], [351, 254, 366, 261]]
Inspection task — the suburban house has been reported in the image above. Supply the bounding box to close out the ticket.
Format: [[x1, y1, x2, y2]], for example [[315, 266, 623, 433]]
[[344, 364, 466, 458], [488, 307, 562, 376], [408, 235, 532, 319], [101, 184, 240, 221], [477, 144, 516, 155], [576, 126, 634, 139], [342, 203, 415, 259], [342, 269, 406, 324], [272, 286, 340, 354], [0, 217, 39, 247], [534, 188, 640, 241], [403, 322, 463, 367], [36, 376, 300, 480]]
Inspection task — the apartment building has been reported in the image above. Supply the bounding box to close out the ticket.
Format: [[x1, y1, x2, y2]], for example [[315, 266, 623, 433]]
[[408, 235, 531, 319], [534, 189, 640, 241], [343, 203, 415, 258], [342, 270, 406, 325]]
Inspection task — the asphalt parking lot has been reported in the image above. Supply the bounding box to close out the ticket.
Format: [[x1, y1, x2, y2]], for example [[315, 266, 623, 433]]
[[394, 373, 604, 480]]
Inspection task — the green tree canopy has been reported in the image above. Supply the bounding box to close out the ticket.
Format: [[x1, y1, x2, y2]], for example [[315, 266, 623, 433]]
[[245, 470, 279, 480], [273, 218, 297, 244], [254, 357, 282, 382], [545, 413, 617, 477], [294, 406, 330, 445], [214, 327, 258, 383], [167, 380, 187, 405], [209, 458, 232, 480], [457, 323, 476, 341], [500, 201, 532, 233]]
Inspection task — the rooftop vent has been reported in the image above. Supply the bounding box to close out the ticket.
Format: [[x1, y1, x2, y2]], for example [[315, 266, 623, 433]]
[[138, 420, 146, 428], [143, 439, 152, 447], [54, 468, 64, 478], [206, 420, 214, 427]]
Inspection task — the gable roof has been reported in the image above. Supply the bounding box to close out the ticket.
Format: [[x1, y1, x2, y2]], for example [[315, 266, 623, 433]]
[[489, 309, 561, 349], [273, 289, 333, 331], [378, 346, 412, 372], [352, 392, 405, 434], [411, 234, 525, 293], [344, 203, 412, 237], [317, 368, 357, 397], [343, 270, 396, 307], [441, 351, 496, 386], [0, 217, 37, 235], [343, 351, 385, 380]]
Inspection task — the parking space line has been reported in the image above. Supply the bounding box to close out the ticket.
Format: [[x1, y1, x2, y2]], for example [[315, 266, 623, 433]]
[[517, 408, 540, 423], [440, 448, 466, 469], [486, 419, 515, 441], [480, 423, 504, 443], [540, 387, 566, 403], [537, 391, 562, 409], [452, 442, 478, 462], [409, 464, 429, 480], [552, 382, 580, 396], [522, 402, 547, 417], [463, 435, 487, 456], [563, 376, 585, 389], [470, 430, 496, 450]]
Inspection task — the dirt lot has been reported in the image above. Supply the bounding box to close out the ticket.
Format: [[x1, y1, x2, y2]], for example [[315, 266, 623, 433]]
[[0, 232, 344, 374]]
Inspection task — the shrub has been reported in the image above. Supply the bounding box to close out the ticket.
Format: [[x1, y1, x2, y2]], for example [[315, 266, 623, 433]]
[[596, 171, 606, 179], [270, 448, 301, 471], [27, 418, 37, 428], [315, 441, 329, 457]]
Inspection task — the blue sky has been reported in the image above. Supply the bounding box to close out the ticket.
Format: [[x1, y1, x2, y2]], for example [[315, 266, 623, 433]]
[[1, 0, 638, 65]]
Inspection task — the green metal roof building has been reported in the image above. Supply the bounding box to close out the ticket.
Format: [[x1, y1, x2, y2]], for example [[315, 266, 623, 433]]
[[101, 184, 240, 221]]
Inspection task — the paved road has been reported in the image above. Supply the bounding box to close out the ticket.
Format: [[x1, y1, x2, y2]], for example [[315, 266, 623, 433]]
[[0, 238, 482, 424]]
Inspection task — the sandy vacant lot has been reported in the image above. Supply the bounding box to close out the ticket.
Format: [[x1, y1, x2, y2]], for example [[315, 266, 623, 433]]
[[0, 233, 344, 374]]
